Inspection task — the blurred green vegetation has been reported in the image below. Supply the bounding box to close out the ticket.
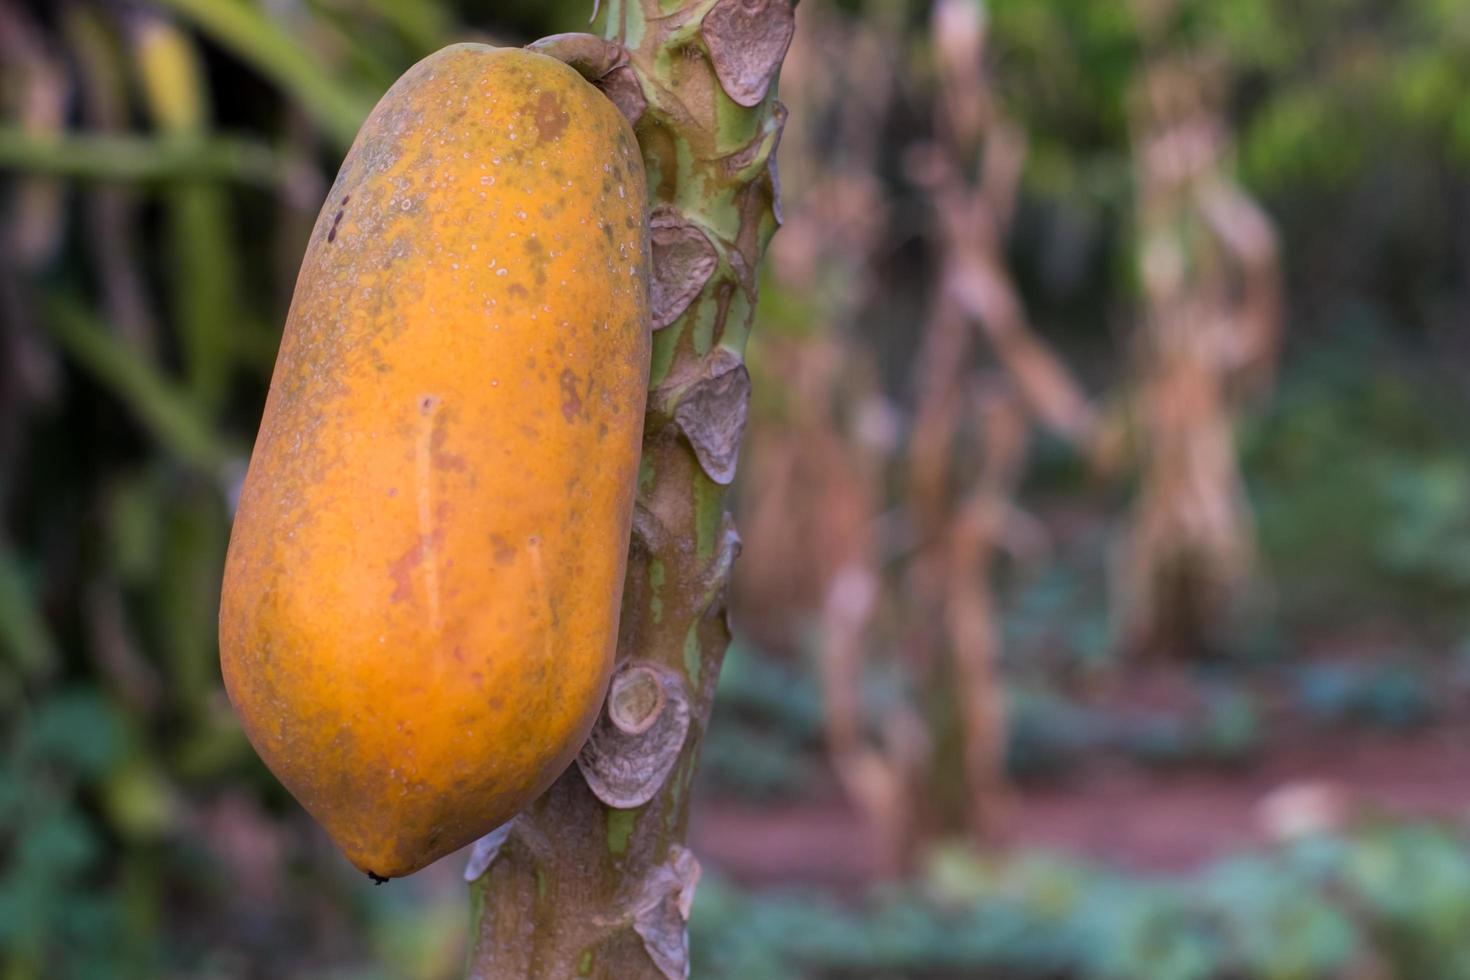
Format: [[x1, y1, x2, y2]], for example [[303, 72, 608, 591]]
[[693, 824, 1470, 980], [2, 0, 1469, 977]]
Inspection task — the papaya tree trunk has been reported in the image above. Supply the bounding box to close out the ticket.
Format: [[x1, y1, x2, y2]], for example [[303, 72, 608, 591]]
[[464, 2, 792, 977]]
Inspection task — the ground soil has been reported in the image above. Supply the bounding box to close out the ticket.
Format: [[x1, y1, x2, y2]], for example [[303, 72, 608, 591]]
[[690, 723, 1470, 886]]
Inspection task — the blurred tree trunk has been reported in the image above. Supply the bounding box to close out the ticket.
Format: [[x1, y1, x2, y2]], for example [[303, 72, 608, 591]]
[[890, 0, 1092, 854], [463, 3, 791, 977], [1121, 1, 1282, 657]]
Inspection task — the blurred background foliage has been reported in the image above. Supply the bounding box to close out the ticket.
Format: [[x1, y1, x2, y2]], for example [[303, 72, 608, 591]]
[[2, 0, 1470, 977]]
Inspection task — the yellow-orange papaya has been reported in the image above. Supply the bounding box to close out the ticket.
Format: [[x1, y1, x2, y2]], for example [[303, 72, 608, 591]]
[[219, 44, 650, 879]]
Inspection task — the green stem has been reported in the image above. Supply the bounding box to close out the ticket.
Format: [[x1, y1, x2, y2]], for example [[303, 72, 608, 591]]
[[0, 549, 59, 684], [466, 2, 791, 977], [0, 129, 290, 186], [43, 296, 234, 472], [131, 13, 240, 417], [352, 0, 452, 55], [147, 0, 372, 148]]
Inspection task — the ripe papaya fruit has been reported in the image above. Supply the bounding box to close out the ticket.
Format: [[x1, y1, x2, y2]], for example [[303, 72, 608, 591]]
[[219, 44, 650, 879]]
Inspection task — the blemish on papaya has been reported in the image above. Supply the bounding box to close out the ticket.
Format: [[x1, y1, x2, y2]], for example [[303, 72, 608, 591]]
[[388, 539, 426, 602], [387, 530, 443, 602], [429, 410, 469, 472], [533, 91, 569, 141], [559, 368, 584, 422], [490, 534, 516, 564], [326, 194, 353, 243]]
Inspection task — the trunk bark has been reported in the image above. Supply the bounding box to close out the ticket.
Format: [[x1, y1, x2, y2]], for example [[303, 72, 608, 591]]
[[465, 2, 792, 977]]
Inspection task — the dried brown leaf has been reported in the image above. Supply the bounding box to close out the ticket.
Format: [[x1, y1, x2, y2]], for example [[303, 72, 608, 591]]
[[462, 819, 515, 882], [702, 0, 795, 108], [649, 207, 718, 329], [597, 64, 647, 127], [633, 845, 701, 980], [577, 664, 691, 809], [674, 349, 750, 485]]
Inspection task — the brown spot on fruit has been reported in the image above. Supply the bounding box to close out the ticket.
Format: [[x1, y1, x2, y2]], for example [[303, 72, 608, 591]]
[[491, 534, 516, 565], [429, 410, 469, 473], [388, 537, 428, 602], [533, 91, 568, 141], [560, 368, 583, 422]]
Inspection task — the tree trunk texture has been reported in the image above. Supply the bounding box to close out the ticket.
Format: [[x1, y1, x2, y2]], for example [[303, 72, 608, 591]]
[[465, 2, 792, 977]]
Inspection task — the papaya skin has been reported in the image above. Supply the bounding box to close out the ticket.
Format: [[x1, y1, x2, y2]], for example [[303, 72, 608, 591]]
[[219, 44, 650, 879]]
